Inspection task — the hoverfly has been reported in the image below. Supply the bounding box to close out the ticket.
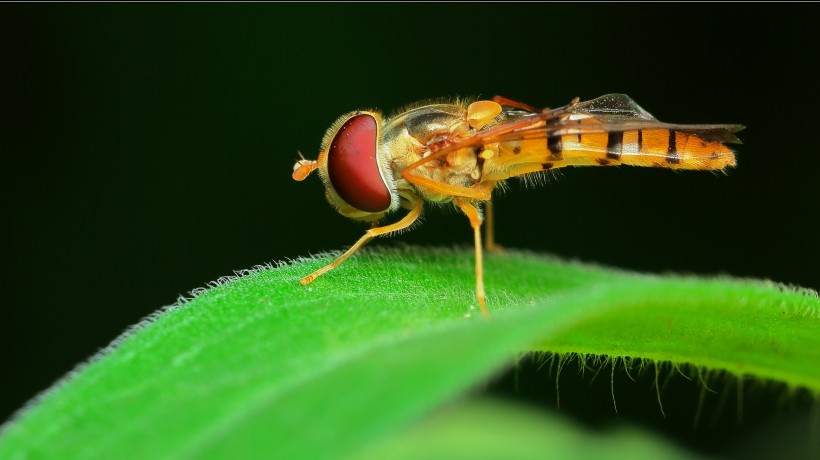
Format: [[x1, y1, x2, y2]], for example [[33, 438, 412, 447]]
[[292, 94, 743, 317]]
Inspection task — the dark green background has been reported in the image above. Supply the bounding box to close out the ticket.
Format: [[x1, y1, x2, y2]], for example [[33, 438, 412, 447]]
[[3, 3, 818, 456]]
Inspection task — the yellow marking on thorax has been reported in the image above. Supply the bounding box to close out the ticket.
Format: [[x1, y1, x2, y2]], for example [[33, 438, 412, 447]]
[[467, 101, 502, 130]]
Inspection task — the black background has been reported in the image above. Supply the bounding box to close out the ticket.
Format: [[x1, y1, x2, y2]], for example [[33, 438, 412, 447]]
[[3, 3, 819, 456]]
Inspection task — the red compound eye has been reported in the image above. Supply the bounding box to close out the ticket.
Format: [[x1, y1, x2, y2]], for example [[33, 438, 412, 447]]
[[327, 114, 391, 212]]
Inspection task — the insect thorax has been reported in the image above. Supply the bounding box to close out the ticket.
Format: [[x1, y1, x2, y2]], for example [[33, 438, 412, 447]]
[[382, 103, 484, 203]]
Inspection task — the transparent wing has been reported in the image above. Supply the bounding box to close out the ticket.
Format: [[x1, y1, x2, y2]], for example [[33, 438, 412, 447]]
[[492, 94, 744, 144], [567, 93, 657, 120]]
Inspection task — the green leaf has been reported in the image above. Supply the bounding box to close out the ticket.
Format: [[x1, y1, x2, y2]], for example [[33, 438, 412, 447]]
[[352, 398, 697, 460], [0, 247, 817, 459]]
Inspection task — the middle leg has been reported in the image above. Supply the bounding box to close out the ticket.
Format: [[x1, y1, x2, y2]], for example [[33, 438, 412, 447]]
[[455, 198, 489, 318]]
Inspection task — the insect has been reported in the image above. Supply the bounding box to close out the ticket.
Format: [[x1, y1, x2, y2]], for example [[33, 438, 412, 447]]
[[292, 94, 743, 317]]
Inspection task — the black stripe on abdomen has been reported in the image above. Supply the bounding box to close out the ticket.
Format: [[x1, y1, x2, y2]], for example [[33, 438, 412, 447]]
[[637, 130, 643, 152], [547, 135, 563, 160], [666, 130, 680, 164], [546, 117, 563, 160], [606, 132, 623, 160]]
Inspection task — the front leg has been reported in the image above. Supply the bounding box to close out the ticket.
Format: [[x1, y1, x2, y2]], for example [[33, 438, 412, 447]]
[[300, 194, 423, 285], [401, 168, 493, 201]]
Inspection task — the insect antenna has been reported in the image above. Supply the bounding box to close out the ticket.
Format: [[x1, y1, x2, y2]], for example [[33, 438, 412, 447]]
[[292, 150, 319, 181]]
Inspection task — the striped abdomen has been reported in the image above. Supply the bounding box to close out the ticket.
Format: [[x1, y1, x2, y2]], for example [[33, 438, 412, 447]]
[[489, 120, 740, 180]]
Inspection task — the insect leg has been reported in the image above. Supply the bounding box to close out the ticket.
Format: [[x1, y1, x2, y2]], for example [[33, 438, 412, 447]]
[[484, 199, 504, 253], [401, 171, 493, 200], [455, 198, 489, 318], [299, 193, 423, 285]]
